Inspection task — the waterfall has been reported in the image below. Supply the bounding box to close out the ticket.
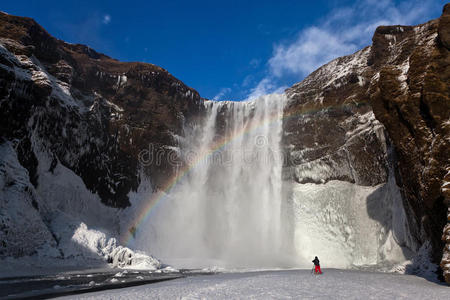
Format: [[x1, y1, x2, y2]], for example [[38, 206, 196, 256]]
[[139, 94, 292, 268]]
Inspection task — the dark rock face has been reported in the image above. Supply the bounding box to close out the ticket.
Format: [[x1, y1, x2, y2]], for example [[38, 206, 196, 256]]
[[369, 5, 450, 282], [0, 12, 204, 208], [283, 45, 389, 187], [439, 4, 450, 50], [283, 6, 449, 282]]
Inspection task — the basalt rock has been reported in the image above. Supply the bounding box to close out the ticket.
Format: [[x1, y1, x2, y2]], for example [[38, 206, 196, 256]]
[[370, 5, 449, 282], [0, 12, 204, 208], [284, 5, 449, 283]]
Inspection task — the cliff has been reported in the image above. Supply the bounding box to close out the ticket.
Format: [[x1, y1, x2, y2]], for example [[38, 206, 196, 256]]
[[0, 11, 203, 265], [370, 4, 450, 282], [0, 11, 204, 209], [283, 5, 449, 282]]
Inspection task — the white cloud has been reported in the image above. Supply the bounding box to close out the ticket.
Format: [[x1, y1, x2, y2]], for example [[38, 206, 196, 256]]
[[269, 0, 438, 78], [102, 14, 111, 25], [245, 0, 440, 99], [246, 78, 273, 100], [246, 78, 287, 100], [269, 26, 357, 78], [213, 88, 231, 101]]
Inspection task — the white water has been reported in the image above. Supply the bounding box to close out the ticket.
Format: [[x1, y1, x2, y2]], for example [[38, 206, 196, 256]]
[[130, 94, 415, 270], [134, 94, 291, 268]]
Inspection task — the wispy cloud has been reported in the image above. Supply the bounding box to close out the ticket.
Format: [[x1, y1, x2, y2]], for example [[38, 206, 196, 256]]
[[241, 75, 254, 88], [213, 87, 231, 101], [246, 78, 287, 100], [268, 0, 438, 78], [102, 14, 111, 25], [269, 26, 357, 78], [245, 0, 441, 100]]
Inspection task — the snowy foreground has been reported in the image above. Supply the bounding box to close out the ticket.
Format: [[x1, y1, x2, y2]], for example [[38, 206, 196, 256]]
[[58, 269, 449, 300]]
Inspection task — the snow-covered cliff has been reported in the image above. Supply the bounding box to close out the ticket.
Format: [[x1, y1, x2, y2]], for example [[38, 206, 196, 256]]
[[0, 11, 202, 273]]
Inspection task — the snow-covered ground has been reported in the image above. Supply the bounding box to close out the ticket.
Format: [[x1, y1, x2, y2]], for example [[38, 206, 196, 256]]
[[57, 269, 449, 300]]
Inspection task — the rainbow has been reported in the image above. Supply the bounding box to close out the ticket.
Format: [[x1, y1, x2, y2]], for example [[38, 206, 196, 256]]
[[121, 99, 368, 246]]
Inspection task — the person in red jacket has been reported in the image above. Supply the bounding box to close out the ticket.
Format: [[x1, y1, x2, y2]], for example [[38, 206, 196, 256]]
[[312, 256, 322, 274]]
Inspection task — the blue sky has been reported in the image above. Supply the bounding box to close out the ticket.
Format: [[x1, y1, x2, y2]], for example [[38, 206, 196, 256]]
[[1, 0, 444, 100]]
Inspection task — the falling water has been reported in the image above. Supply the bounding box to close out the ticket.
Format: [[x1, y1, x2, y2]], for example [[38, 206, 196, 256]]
[[141, 94, 292, 268]]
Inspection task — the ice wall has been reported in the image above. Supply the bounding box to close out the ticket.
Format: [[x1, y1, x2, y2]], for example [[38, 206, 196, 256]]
[[284, 111, 418, 268], [289, 176, 414, 268]]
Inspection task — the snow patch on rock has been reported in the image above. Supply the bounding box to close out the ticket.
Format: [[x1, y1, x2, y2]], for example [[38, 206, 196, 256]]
[[0, 139, 163, 276], [0, 142, 57, 258]]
